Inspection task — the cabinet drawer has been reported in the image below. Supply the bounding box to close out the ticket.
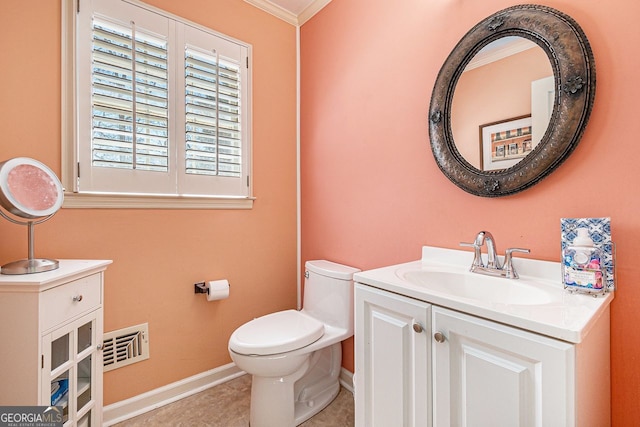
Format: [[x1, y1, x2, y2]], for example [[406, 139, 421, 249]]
[[40, 273, 102, 331]]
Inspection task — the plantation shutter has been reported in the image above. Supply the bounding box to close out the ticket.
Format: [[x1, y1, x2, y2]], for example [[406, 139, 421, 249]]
[[177, 25, 249, 196], [91, 18, 169, 172], [184, 48, 242, 178], [76, 0, 250, 198]]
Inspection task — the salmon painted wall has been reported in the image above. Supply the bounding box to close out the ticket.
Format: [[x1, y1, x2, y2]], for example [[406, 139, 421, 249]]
[[300, 0, 640, 425], [0, 1, 297, 405]]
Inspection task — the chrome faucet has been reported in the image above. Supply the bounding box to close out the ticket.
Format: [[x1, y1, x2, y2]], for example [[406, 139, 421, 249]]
[[460, 231, 530, 278]]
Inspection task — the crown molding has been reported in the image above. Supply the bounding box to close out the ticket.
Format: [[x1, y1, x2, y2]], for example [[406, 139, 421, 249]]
[[244, 0, 298, 25], [244, 0, 332, 26], [298, 0, 332, 25]]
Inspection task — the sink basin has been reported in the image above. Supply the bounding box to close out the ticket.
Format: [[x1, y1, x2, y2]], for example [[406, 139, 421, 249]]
[[397, 268, 558, 306], [354, 246, 614, 343]]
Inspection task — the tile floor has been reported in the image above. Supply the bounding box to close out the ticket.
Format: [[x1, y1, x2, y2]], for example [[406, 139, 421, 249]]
[[113, 374, 355, 426]]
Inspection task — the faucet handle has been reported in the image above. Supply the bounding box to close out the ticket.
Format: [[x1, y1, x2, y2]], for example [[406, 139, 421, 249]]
[[460, 241, 483, 268], [505, 247, 530, 256], [503, 248, 530, 278]]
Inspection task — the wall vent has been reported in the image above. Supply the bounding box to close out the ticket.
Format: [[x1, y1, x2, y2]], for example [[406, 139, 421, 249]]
[[103, 323, 150, 372]]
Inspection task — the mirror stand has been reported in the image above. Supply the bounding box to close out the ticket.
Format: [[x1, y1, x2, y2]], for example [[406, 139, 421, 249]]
[[0, 211, 59, 274]]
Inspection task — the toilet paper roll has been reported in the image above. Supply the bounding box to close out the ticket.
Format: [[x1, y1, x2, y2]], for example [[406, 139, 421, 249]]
[[206, 279, 230, 301]]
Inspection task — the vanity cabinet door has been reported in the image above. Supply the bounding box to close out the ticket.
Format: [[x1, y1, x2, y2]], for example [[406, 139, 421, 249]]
[[432, 306, 574, 427], [355, 284, 431, 427], [42, 309, 103, 427]]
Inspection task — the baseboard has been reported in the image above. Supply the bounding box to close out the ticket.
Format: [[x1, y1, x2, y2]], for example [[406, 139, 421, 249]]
[[339, 367, 354, 394], [102, 363, 244, 426], [103, 364, 353, 426]]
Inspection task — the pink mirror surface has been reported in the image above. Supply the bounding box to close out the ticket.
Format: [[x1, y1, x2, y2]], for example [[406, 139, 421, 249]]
[[0, 157, 63, 218], [7, 164, 59, 211]]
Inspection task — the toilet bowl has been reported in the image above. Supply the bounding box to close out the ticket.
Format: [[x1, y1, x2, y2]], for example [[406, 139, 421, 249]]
[[228, 260, 360, 427]]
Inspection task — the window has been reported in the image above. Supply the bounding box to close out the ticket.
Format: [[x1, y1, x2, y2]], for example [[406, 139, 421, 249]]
[[62, 0, 252, 208]]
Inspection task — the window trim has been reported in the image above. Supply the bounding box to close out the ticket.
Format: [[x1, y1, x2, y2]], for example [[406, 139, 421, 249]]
[[62, 191, 255, 209], [61, 0, 254, 209]]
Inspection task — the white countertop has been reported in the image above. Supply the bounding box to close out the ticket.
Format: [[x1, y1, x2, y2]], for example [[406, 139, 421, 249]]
[[0, 259, 112, 292], [354, 246, 613, 343]]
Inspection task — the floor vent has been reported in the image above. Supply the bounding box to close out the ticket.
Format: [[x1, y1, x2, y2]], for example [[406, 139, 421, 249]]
[[103, 323, 150, 372]]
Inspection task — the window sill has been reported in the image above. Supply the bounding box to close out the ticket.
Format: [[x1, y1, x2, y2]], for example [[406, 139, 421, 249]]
[[62, 192, 255, 210]]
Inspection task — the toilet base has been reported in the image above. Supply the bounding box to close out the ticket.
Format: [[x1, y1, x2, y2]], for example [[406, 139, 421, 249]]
[[248, 343, 343, 427], [294, 380, 340, 425], [293, 343, 342, 425]]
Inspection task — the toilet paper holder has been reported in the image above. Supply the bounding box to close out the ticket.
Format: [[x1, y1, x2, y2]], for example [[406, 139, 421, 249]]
[[194, 281, 208, 294], [194, 280, 230, 296]]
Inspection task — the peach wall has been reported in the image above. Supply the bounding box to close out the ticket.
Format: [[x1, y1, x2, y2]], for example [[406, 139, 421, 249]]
[[301, 0, 640, 425], [0, 0, 297, 405]]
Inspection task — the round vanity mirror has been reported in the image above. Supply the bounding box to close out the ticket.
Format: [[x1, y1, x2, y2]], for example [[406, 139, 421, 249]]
[[451, 37, 554, 171], [0, 157, 64, 274], [429, 5, 595, 197], [0, 157, 63, 218]]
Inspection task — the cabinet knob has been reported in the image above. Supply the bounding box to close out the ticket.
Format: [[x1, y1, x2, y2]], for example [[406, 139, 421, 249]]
[[434, 332, 446, 343], [97, 343, 104, 351], [72, 294, 83, 302], [412, 323, 424, 333]]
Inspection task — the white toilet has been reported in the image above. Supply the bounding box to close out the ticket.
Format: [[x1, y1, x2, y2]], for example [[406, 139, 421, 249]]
[[228, 260, 360, 427]]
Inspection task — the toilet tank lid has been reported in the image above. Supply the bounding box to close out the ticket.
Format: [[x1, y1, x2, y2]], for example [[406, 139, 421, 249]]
[[305, 260, 361, 280]]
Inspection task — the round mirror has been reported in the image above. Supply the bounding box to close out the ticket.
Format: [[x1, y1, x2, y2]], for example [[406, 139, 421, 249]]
[[0, 157, 64, 274], [452, 37, 554, 171], [429, 5, 595, 197], [0, 157, 63, 219]]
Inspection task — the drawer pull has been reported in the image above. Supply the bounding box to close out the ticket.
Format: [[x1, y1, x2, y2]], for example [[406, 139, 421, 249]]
[[412, 323, 424, 333], [73, 295, 83, 302], [434, 332, 446, 343]]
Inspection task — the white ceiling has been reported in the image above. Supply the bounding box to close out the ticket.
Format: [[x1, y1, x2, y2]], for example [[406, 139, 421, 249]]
[[268, 0, 318, 15], [244, 0, 332, 25]]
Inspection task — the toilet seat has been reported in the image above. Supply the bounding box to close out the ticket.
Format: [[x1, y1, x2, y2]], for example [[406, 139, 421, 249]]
[[229, 309, 324, 356]]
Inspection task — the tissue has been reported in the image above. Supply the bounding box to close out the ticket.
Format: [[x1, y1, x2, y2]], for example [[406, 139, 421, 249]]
[[206, 279, 230, 301]]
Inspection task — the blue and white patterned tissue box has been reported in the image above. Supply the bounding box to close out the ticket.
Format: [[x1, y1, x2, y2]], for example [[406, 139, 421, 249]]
[[561, 217, 615, 291]]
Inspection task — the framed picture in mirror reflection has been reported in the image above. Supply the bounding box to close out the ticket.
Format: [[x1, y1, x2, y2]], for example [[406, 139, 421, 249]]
[[479, 115, 532, 171]]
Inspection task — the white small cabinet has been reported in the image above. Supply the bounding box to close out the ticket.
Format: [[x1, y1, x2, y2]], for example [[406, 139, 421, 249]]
[[0, 260, 111, 427], [355, 283, 431, 427], [355, 284, 611, 427], [432, 306, 573, 426]]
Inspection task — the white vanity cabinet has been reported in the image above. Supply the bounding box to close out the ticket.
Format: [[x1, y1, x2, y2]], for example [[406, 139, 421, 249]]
[[355, 283, 611, 427], [355, 284, 431, 427], [0, 260, 111, 427]]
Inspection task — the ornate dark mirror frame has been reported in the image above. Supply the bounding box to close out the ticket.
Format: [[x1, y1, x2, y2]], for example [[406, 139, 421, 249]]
[[429, 4, 595, 197]]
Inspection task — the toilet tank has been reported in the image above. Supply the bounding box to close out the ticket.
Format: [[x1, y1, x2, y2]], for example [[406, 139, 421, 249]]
[[303, 260, 360, 334]]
